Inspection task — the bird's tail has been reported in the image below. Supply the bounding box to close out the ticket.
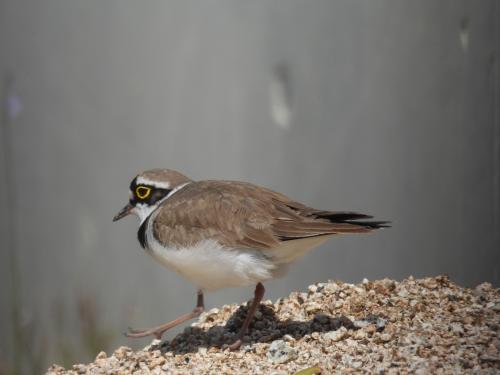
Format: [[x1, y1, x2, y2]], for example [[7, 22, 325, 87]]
[[315, 211, 390, 232]]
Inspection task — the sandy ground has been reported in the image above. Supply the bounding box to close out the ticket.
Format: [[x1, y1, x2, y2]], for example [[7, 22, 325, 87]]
[[47, 276, 499, 374]]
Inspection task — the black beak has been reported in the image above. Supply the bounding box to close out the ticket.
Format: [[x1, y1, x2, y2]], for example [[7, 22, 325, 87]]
[[113, 203, 133, 222]]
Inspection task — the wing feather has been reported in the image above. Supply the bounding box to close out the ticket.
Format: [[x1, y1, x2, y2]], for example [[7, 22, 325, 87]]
[[152, 180, 387, 250]]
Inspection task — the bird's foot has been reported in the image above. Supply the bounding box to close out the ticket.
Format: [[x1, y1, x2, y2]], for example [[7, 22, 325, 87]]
[[125, 326, 167, 339], [125, 306, 204, 340], [227, 338, 243, 351]]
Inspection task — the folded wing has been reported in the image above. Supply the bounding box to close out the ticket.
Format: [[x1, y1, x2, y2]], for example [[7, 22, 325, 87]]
[[152, 180, 389, 250]]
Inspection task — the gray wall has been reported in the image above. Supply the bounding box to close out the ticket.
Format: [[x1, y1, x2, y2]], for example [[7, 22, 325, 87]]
[[0, 0, 498, 371]]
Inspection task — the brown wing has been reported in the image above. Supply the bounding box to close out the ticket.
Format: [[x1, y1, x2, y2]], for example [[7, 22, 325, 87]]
[[152, 180, 387, 249]]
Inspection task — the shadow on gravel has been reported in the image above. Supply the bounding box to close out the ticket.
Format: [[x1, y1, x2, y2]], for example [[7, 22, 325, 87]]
[[157, 303, 386, 354]]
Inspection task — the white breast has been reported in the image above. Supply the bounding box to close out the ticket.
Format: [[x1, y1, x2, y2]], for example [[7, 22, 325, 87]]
[[144, 220, 276, 291]]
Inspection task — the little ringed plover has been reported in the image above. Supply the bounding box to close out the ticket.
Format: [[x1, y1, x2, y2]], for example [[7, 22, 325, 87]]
[[113, 168, 388, 350]]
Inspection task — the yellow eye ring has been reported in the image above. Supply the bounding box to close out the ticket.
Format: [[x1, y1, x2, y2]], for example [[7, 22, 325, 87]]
[[135, 186, 151, 200]]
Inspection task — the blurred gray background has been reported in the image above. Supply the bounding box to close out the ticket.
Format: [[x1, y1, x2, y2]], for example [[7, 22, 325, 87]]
[[0, 0, 499, 372]]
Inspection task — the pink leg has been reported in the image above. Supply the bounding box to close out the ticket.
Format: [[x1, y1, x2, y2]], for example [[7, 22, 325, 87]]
[[126, 290, 204, 339], [228, 282, 265, 350]]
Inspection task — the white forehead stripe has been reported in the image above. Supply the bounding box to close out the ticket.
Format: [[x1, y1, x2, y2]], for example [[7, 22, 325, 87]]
[[136, 176, 171, 189]]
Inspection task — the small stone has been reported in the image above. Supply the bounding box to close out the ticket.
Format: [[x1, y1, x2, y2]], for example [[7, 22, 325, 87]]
[[382, 279, 397, 291], [353, 286, 365, 294], [450, 323, 464, 335], [364, 324, 376, 335], [353, 329, 367, 340], [95, 351, 107, 360], [352, 361, 363, 368], [46, 364, 66, 374], [485, 343, 498, 357], [324, 283, 339, 294], [379, 333, 392, 342], [282, 334, 295, 342], [376, 318, 387, 332], [423, 279, 438, 289], [308, 284, 318, 293], [161, 363, 170, 371], [267, 339, 297, 364], [305, 302, 322, 313], [113, 346, 132, 359], [150, 350, 161, 358], [475, 282, 492, 292], [72, 364, 87, 373], [324, 327, 348, 342], [198, 347, 207, 355], [398, 289, 409, 298], [353, 319, 370, 329], [209, 307, 220, 314], [150, 357, 166, 367], [143, 339, 162, 351], [364, 314, 386, 332]]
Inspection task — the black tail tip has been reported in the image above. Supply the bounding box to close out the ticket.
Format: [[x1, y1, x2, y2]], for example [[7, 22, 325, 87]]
[[319, 211, 391, 229], [350, 220, 391, 229]]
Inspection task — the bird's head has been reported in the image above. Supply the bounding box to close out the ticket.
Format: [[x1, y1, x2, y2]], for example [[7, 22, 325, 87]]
[[113, 169, 192, 224]]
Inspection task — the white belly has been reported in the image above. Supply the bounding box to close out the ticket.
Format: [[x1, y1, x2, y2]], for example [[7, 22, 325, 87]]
[[145, 235, 276, 291], [143, 207, 332, 290]]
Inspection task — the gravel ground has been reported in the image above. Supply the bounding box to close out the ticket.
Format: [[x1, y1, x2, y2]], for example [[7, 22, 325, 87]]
[[47, 276, 499, 374]]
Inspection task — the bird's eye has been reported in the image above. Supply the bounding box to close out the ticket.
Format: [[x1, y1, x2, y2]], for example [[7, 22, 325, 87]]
[[135, 186, 151, 200]]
